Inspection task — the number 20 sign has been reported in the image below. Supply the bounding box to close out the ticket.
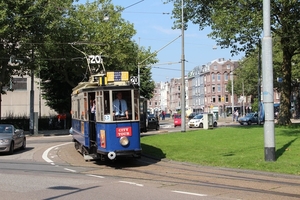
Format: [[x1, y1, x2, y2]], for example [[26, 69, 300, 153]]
[[89, 55, 102, 64]]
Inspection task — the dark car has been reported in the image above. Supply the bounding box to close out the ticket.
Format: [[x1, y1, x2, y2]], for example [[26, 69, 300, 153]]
[[238, 113, 259, 125], [147, 114, 160, 130], [0, 124, 26, 154]]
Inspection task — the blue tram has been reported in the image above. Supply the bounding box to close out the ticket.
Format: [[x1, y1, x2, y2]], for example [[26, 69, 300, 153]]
[[70, 71, 141, 161]]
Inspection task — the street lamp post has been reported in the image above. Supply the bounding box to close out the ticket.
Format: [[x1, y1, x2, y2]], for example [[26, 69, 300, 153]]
[[231, 70, 234, 121], [180, 0, 186, 132]]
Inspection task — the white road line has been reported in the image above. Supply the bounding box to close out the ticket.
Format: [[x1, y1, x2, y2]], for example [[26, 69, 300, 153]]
[[87, 174, 105, 179], [172, 190, 207, 197], [42, 142, 72, 163], [119, 181, 144, 187], [64, 168, 77, 173]]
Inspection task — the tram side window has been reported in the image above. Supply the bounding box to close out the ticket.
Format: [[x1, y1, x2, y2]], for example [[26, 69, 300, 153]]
[[103, 91, 110, 115], [112, 90, 132, 120]]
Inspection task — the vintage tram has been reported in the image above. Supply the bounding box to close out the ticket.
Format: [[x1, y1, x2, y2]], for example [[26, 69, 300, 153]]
[[70, 71, 142, 161]]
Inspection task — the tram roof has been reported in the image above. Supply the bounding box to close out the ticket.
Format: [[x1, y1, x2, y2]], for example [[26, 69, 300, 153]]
[[72, 72, 138, 95]]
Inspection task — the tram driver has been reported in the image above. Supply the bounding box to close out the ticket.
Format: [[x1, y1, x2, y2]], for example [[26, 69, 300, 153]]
[[113, 92, 129, 119]]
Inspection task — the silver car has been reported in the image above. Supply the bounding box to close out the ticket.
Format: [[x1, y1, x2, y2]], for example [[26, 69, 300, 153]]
[[0, 124, 26, 154]]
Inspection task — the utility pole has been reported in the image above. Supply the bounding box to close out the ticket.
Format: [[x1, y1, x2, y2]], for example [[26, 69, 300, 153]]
[[180, 0, 186, 132], [29, 47, 35, 135], [262, 0, 275, 161]]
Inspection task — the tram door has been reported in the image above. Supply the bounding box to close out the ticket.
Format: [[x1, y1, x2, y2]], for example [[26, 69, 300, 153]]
[[140, 96, 148, 132], [88, 92, 96, 142]]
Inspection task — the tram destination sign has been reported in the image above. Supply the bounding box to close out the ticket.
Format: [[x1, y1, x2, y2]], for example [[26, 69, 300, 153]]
[[107, 71, 129, 82]]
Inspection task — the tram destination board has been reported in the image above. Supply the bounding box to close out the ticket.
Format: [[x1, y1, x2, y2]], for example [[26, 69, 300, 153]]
[[107, 71, 129, 82]]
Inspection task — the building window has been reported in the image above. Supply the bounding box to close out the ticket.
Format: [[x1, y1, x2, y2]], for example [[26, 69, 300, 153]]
[[224, 73, 228, 81], [225, 84, 228, 92], [12, 77, 27, 90], [218, 95, 221, 102], [225, 95, 229, 102], [178, 86, 180, 91], [149, 101, 152, 106], [212, 97, 216, 103], [212, 74, 215, 82], [217, 85, 221, 92], [212, 86, 215, 93], [227, 64, 231, 69], [214, 65, 217, 70]]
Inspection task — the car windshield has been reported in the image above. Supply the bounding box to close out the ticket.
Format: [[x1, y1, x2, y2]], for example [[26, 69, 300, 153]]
[[193, 114, 203, 119], [246, 113, 254, 117], [0, 125, 13, 134], [174, 115, 181, 119]]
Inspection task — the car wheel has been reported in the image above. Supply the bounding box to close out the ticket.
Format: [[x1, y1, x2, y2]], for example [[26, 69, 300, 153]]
[[213, 122, 217, 127], [240, 122, 243, 125], [20, 138, 26, 150], [199, 123, 203, 128], [8, 142, 14, 155], [156, 124, 160, 130], [247, 121, 252, 125]]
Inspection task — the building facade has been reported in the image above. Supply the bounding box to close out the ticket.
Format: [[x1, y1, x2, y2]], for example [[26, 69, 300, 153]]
[[1, 75, 57, 118]]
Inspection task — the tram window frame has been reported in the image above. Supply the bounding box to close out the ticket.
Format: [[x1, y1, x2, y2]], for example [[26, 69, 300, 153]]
[[97, 96, 102, 121], [84, 97, 88, 120], [77, 99, 80, 119], [134, 90, 139, 120]]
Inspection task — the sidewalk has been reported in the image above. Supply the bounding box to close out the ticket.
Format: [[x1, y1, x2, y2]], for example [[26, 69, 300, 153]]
[[25, 129, 70, 137]]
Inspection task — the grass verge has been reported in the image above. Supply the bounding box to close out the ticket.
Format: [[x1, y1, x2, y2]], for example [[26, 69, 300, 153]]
[[141, 125, 300, 175]]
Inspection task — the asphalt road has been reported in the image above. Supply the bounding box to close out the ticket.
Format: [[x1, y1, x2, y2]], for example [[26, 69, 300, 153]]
[[8, 127, 299, 200]]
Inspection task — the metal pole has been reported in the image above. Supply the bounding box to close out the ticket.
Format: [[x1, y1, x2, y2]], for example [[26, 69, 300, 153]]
[[39, 67, 41, 118], [242, 80, 245, 116], [180, 0, 186, 132], [263, 0, 275, 161], [30, 69, 34, 135], [231, 71, 234, 121], [258, 39, 262, 124]]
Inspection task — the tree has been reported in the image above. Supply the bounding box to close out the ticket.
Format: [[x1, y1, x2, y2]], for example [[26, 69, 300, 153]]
[[37, 0, 157, 113], [167, 0, 300, 125], [0, 0, 71, 118]]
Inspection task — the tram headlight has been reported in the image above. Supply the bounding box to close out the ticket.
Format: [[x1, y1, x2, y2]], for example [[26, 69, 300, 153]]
[[119, 136, 129, 146]]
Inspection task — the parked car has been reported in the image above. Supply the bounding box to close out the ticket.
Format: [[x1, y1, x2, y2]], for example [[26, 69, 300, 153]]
[[0, 124, 26, 154], [147, 114, 160, 130], [174, 114, 181, 127], [188, 114, 217, 128], [188, 112, 197, 120], [238, 112, 259, 125]]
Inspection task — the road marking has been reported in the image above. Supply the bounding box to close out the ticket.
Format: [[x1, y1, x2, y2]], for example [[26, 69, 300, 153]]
[[172, 190, 207, 197], [42, 142, 72, 163], [119, 181, 143, 187], [64, 168, 77, 173], [87, 174, 105, 179]]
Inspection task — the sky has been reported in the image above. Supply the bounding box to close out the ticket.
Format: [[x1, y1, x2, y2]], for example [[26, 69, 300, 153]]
[[79, 0, 244, 82]]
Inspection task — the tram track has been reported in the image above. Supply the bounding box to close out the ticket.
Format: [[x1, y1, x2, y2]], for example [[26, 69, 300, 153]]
[[56, 142, 300, 200]]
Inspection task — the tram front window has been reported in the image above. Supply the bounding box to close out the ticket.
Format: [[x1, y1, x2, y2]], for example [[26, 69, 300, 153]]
[[113, 91, 132, 120], [113, 91, 129, 120]]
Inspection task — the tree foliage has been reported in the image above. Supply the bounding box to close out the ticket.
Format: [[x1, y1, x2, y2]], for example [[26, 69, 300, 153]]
[[1, 0, 157, 115], [167, 0, 300, 125], [38, 0, 157, 113]]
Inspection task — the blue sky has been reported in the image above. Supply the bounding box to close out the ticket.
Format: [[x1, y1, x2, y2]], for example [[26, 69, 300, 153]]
[[79, 0, 244, 82]]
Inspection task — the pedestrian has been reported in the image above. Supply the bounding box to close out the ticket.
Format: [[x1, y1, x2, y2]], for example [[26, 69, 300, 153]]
[[235, 110, 239, 122], [90, 99, 96, 121], [162, 111, 165, 120]]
